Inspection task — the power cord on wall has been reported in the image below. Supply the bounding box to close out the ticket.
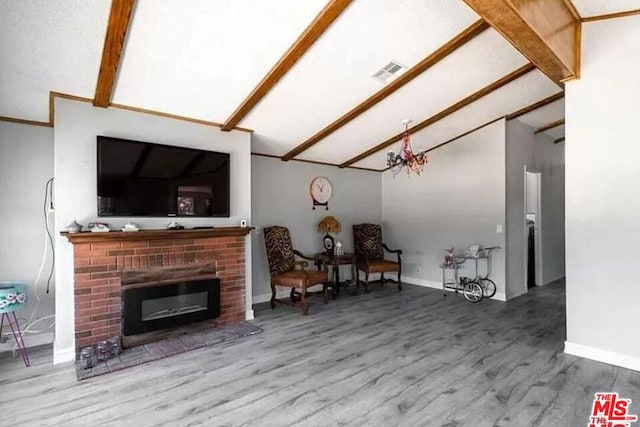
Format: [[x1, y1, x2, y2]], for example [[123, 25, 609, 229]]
[[44, 177, 55, 294]]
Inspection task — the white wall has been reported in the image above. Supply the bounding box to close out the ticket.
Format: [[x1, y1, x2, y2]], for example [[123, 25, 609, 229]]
[[0, 122, 55, 349], [53, 99, 252, 363], [382, 120, 507, 299], [505, 119, 536, 299], [533, 133, 565, 284], [564, 15, 640, 371], [251, 156, 381, 302]]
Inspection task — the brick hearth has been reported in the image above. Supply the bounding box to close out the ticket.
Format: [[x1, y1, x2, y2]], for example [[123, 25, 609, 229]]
[[63, 228, 250, 352]]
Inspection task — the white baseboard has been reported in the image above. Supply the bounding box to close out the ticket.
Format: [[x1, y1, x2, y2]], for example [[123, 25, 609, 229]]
[[506, 287, 527, 301], [542, 275, 565, 286], [253, 289, 291, 305], [245, 309, 255, 321], [564, 341, 640, 372], [53, 346, 75, 364], [0, 331, 54, 352], [403, 276, 506, 302]]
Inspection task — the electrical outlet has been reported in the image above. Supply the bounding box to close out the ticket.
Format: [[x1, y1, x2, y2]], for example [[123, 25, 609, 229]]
[[416, 267, 422, 274], [496, 224, 503, 233]]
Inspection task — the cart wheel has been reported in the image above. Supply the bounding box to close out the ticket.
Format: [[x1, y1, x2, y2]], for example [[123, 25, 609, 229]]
[[478, 278, 496, 299], [463, 281, 483, 303]]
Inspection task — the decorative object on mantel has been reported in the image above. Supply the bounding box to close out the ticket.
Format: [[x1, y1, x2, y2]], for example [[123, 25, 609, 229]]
[[334, 240, 344, 257], [387, 119, 428, 177], [122, 222, 139, 232], [88, 222, 110, 233], [166, 221, 184, 230], [65, 220, 83, 233], [310, 176, 333, 210], [318, 215, 342, 255]]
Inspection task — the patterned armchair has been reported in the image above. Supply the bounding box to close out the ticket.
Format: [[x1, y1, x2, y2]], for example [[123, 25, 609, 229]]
[[353, 224, 403, 293], [263, 226, 330, 315]]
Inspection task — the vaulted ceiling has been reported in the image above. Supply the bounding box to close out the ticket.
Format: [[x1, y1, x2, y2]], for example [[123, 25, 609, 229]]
[[1, 0, 637, 171]]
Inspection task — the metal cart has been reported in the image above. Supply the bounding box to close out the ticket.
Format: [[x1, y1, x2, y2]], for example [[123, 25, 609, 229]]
[[440, 246, 500, 303]]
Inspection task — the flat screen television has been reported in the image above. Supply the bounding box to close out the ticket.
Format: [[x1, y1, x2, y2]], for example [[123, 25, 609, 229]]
[[97, 136, 230, 217]]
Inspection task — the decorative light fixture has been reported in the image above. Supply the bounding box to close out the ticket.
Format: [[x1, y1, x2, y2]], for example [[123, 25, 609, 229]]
[[318, 216, 342, 255], [387, 119, 428, 176]]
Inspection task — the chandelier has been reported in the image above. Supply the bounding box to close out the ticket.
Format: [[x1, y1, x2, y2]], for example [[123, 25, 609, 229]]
[[386, 119, 427, 176]]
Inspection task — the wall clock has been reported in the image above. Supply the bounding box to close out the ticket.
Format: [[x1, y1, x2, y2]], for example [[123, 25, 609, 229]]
[[310, 177, 332, 210]]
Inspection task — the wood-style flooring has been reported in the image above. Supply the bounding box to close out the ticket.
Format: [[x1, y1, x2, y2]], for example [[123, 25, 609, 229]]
[[1, 280, 639, 427]]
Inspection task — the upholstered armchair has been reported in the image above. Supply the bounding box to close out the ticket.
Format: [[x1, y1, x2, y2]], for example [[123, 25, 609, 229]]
[[353, 224, 403, 293], [263, 226, 330, 315]]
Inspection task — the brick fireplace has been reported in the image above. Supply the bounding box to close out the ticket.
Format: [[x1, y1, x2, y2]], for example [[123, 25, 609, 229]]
[[62, 228, 251, 354]]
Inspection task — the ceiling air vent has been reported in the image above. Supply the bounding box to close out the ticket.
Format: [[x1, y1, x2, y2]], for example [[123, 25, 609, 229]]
[[372, 61, 407, 83]]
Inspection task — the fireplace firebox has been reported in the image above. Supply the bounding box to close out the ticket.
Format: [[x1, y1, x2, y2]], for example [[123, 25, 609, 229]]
[[122, 278, 220, 337]]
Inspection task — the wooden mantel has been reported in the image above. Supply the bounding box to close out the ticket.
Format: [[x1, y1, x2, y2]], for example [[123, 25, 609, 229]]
[[61, 226, 253, 244]]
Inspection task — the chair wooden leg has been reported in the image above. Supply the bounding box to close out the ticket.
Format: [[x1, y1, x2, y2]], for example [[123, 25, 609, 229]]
[[364, 271, 370, 293], [380, 273, 385, 287], [270, 283, 276, 309], [301, 284, 309, 315], [398, 269, 402, 291], [323, 283, 329, 304]]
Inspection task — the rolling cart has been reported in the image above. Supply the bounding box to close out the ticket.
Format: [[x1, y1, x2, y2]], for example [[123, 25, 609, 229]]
[[440, 246, 500, 303]]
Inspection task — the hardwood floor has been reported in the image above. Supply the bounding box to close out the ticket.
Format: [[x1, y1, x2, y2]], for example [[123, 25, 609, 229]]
[[1, 280, 638, 426]]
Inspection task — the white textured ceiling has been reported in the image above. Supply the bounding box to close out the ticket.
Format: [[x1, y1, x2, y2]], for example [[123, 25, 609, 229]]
[[298, 28, 528, 165], [0, 0, 111, 121], [113, 0, 328, 122], [1, 0, 567, 170], [573, 0, 640, 17], [517, 98, 564, 129], [245, 0, 478, 156]]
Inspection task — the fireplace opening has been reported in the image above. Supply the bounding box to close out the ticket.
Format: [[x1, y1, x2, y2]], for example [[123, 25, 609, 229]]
[[122, 278, 220, 338]]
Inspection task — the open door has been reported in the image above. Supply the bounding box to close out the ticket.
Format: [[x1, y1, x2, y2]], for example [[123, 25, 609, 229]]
[[524, 170, 542, 291]]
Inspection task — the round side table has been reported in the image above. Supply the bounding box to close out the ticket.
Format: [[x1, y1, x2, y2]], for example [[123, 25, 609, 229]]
[[0, 283, 30, 367]]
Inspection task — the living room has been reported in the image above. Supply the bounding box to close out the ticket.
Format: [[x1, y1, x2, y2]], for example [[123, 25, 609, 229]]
[[1, 1, 639, 426]]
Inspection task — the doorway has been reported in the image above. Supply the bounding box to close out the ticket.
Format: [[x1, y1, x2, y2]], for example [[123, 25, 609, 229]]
[[524, 170, 542, 290]]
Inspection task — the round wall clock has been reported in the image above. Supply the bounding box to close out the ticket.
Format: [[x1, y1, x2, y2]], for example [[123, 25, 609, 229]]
[[310, 177, 333, 209]]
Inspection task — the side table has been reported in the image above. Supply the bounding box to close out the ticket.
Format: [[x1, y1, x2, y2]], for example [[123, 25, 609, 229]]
[[0, 283, 30, 367], [314, 252, 356, 298]]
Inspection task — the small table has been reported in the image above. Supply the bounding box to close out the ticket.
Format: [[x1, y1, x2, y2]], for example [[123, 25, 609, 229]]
[[314, 252, 356, 298]]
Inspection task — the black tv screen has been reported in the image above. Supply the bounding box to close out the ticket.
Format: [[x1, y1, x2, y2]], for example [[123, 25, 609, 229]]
[[97, 136, 230, 217]]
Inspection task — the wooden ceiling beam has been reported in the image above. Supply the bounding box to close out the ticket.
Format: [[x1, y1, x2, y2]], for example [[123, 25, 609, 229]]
[[93, 0, 136, 108], [281, 19, 490, 161], [582, 9, 640, 23], [461, 0, 580, 83], [221, 0, 353, 131], [534, 118, 564, 134], [339, 63, 535, 168], [251, 152, 382, 172], [506, 91, 564, 120]]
